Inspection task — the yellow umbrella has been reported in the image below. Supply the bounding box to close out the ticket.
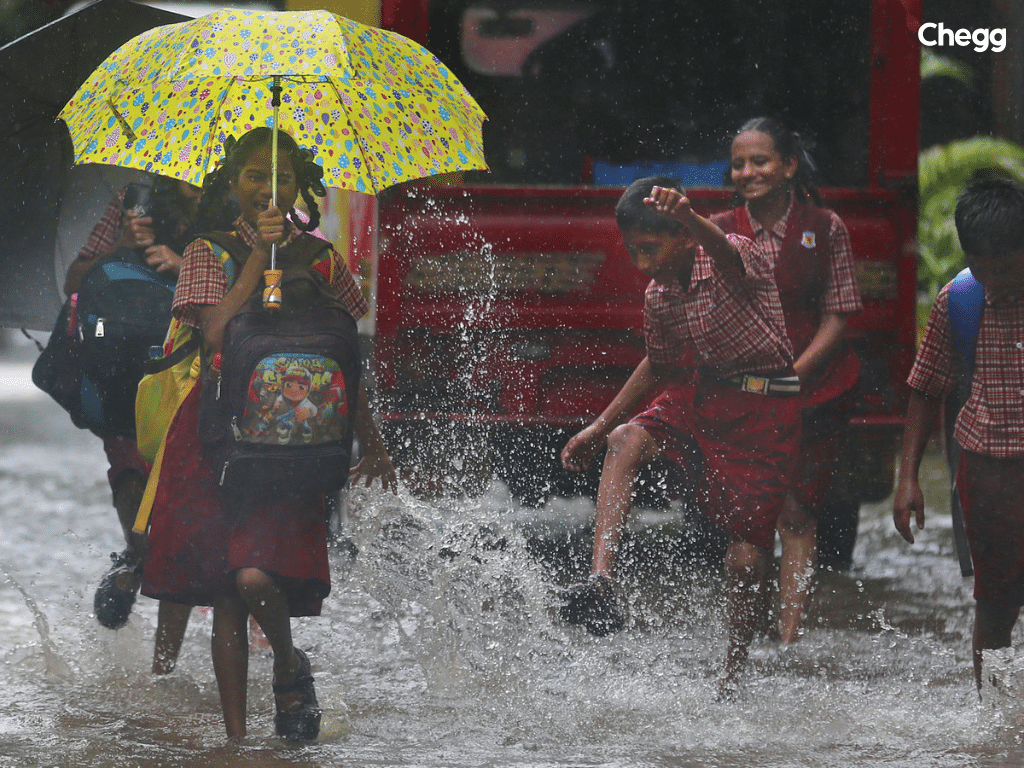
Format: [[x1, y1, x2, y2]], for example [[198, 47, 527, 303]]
[[58, 8, 487, 194]]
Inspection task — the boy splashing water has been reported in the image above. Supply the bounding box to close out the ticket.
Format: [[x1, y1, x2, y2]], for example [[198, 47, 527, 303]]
[[560, 177, 801, 696]]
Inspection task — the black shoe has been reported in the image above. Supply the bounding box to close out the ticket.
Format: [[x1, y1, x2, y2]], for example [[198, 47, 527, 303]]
[[274, 648, 322, 741], [559, 575, 626, 636], [93, 550, 142, 630]]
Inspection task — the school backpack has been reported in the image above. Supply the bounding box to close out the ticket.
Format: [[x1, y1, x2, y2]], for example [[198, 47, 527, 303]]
[[197, 233, 362, 503], [948, 267, 985, 380], [944, 266, 984, 579], [32, 247, 176, 437]]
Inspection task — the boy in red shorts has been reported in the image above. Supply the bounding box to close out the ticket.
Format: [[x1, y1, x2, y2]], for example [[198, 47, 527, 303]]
[[894, 178, 1024, 693], [560, 177, 801, 695]]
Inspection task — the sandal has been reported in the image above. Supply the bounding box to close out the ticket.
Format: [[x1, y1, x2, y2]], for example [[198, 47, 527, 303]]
[[93, 550, 142, 630], [273, 647, 321, 741], [559, 575, 626, 636]]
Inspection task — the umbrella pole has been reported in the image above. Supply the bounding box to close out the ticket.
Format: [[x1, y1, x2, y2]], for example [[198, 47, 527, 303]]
[[264, 76, 283, 311]]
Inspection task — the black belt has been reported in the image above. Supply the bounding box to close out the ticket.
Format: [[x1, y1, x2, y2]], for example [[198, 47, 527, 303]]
[[721, 373, 801, 396]]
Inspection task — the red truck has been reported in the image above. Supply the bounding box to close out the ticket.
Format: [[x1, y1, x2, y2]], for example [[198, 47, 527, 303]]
[[366, 0, 920, 567]]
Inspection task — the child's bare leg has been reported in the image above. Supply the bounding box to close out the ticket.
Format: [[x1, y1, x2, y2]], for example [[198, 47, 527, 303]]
[[777, 494, 817, 644], [722, 539, 771, 693], [152, 602, 192, 675], [973, 598, 1021, 692], [235, 568, 301, 702], [212, 594, 250, 742], [591, 424, 660, 580]]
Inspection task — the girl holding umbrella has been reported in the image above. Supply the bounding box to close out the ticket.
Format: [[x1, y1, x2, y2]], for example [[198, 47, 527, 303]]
[[140, 127, 397, 743]]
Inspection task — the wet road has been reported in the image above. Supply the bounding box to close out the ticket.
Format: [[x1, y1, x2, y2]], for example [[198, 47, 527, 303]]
[[3, 340, 1024, 767]]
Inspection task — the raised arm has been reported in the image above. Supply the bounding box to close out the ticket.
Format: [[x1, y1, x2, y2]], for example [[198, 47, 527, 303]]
[[644, 186, 744, 274], [196, 207, 285, 351]]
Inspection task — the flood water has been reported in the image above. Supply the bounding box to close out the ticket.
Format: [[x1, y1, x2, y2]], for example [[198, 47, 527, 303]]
[[4, 336, 1024, 767]]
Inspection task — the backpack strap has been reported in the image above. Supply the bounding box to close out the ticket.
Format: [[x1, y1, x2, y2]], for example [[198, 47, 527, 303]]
[[948, 267, 985, 377]]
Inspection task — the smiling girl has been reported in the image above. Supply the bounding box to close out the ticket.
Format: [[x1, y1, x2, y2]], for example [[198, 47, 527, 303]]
[[140, 128, 397, 744], [711, 118, 863, 645]]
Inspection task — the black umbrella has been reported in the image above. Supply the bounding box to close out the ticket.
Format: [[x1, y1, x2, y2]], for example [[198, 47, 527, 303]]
[[0, 0, 189, 331]]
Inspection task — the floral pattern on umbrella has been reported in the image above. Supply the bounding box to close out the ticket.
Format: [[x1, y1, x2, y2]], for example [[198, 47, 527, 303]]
[[58, 8, 487, 192]]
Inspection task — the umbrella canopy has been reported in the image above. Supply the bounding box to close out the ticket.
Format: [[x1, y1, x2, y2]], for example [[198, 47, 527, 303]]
[[0, 0, 189, 330], [58, 8, 488, 194]]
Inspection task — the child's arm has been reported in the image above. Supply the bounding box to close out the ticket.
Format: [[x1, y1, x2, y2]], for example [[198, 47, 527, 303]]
[[350, 381, 399, 493], [561, 356, 667, 472], [198, 207, 285, 351], [794, 313, 847, 382], [644, 186, 744, 274], [893, 390, 943, 544]]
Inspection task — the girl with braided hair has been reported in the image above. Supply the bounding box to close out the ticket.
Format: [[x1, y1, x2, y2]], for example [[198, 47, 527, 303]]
[[194, 127, 326, 236], [711, 117, 863, 645], [140, 128, 397, 743]]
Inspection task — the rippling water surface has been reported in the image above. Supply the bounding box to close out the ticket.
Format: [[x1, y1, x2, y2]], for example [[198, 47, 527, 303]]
[[3, 342, 1024, 767]]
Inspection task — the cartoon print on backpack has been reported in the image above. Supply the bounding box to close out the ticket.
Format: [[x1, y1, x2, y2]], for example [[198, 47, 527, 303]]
[[241, 354, 349, 445]]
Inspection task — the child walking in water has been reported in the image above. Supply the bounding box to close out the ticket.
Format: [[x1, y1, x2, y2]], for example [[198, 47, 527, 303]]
[[894, 178, 1024, 693], [560, 177, 801, 695], [712, 118, 863, 644], [140, 128, 397, 742], [66, 176, 202, 672]]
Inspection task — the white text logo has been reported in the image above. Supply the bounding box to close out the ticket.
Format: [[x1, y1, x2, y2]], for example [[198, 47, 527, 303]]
[[918, 23, 1006, 53]]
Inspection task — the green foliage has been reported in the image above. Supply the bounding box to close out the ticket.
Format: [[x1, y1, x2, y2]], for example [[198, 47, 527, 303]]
[[920, 50, 974, 88], [917, 137, 1024, 301]]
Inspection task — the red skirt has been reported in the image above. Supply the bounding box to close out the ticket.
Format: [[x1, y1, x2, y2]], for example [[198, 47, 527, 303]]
[[631, 378, 801, 550], [141, 383, 330, 615]]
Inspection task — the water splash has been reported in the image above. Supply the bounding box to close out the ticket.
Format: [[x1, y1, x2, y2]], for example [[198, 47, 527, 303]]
[[1, 565, 74, 681]]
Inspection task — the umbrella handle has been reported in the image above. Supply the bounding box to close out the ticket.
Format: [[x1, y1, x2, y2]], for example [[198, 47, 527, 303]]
[[264, 76, 284, 311], [263, 269, 283, 311]]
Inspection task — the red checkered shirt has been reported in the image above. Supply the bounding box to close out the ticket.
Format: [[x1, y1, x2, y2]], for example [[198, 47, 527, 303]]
[[744, 196, 863, 315], [644, 234, 794, 377], [172, 217, 369, 327], [908, 282, 1024, 457]]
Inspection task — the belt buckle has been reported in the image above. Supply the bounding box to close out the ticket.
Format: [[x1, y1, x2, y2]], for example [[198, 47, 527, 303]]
[[740, 374, 769, 395]]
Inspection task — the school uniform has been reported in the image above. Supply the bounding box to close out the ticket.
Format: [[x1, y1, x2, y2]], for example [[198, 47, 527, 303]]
[[712, 196, 862, 510], [909, 282, 1024, 604], [630, 234, 801, 550], [141, 218, 369, 615]]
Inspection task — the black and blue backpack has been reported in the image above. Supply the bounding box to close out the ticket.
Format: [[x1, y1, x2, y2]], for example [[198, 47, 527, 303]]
[[196, 232, 362, 503], [32, 247, 176, 437]]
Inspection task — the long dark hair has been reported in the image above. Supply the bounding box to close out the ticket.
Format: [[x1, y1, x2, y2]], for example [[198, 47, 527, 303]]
[[729, 117, 822, 207], [195, 127, 326, 233]]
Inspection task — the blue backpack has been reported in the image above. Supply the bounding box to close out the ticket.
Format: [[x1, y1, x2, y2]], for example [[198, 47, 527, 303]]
[[945, 267, 984, 578], [947, 267, 985, 380], [33, 248, 176, 437]]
